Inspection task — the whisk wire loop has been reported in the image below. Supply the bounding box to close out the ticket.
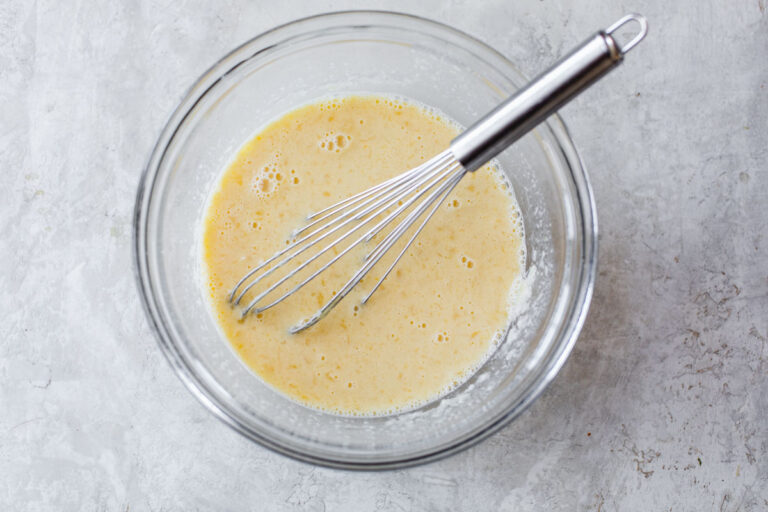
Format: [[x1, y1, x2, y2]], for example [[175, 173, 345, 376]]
[[230, 150, 460, 316], [231, 151, 451, 306]]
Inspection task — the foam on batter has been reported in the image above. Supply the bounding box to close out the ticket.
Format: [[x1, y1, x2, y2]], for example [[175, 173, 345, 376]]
[[202, 94, 527, 416]]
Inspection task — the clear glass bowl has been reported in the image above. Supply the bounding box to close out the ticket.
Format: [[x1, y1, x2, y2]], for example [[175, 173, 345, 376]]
[[134, 11, 597, 469]]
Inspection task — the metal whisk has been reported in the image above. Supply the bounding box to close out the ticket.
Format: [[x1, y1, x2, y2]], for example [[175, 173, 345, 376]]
[[230, 14, 648, 332]]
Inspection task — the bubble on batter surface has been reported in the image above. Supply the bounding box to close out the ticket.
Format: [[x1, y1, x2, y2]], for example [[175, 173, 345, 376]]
[[319, 130, 352, 152], [249, 157, 284, 199], [433, 330, 450, 344]]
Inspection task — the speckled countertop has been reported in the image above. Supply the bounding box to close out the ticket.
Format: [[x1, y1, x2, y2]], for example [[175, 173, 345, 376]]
[[2, 0, 766, 510]]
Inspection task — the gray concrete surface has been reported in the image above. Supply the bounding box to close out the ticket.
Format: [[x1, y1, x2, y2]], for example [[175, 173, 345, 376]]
[[2, 0, 766, 510]]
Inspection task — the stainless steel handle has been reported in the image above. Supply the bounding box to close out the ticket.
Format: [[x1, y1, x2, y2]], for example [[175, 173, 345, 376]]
[[450, 14, 648, 172]]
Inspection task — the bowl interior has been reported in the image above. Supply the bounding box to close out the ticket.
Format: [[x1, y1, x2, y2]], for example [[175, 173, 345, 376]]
[[138, 11, 594, 468]]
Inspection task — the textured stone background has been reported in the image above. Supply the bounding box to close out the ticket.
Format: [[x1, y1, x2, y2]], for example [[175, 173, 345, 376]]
[[1, 0, 766, 510]]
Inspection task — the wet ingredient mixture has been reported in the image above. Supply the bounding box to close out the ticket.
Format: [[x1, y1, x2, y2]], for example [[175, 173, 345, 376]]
[[202, 95, 525, 415]]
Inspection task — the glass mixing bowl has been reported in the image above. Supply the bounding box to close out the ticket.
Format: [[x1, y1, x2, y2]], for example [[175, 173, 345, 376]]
[[134, 11, 597, 469]]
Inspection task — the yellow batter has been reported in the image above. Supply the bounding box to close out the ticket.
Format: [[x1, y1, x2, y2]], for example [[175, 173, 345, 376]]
[[202, 95, 524, 415]]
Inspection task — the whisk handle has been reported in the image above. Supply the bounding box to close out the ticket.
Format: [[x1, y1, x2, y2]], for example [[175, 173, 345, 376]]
[[450, 14, 647, 172]]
